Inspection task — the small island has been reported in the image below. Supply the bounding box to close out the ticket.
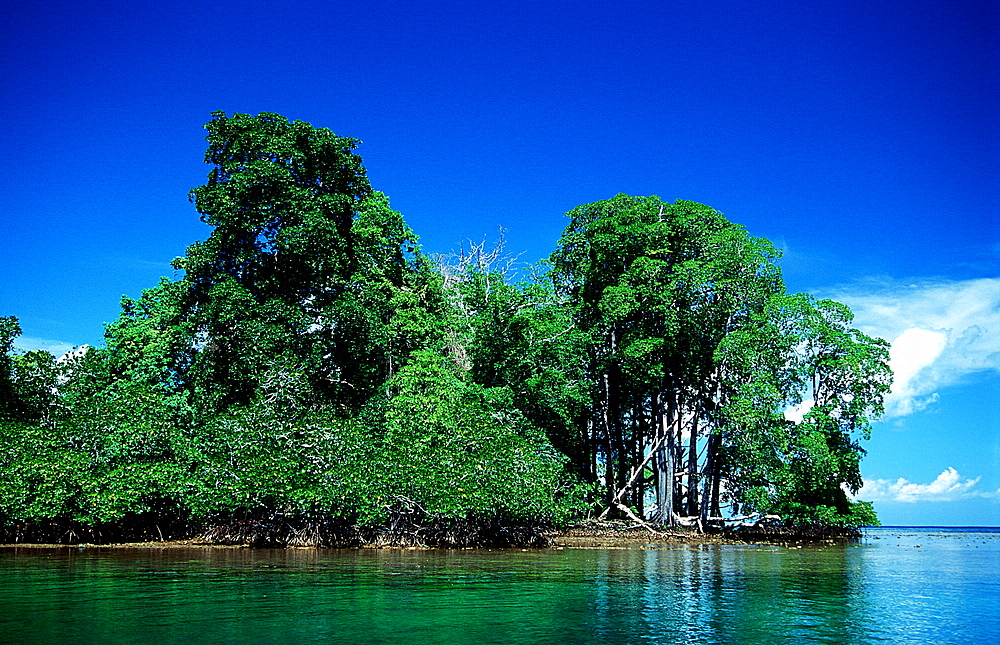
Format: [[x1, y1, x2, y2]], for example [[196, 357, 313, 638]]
[[0, 112, 891, 548]]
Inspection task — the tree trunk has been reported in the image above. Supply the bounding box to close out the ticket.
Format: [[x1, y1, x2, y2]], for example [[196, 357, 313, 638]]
[[632, 403, 644, 517], [700, 431, 720, 523], [710, 457, 722, 519], [687, 409, 700, 517], [601, 372, 615, 513], [654, 390, 675, 526]]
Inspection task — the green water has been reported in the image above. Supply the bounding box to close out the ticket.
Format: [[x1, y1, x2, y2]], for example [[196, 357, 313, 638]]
[[2, 528, 998, 644]]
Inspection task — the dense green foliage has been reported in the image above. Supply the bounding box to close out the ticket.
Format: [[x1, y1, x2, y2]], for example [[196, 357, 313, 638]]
[[0, 113, 890, 544]]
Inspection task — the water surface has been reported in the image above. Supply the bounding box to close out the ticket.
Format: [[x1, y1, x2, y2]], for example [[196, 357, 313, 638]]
[[2, 527, 997, 644]]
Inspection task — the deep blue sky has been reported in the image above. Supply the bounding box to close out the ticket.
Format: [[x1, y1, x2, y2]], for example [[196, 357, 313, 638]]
[[2, 0, 997, 524]]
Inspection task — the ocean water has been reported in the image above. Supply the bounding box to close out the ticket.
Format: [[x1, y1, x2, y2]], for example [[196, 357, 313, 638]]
[[1, 527, 997, 644]]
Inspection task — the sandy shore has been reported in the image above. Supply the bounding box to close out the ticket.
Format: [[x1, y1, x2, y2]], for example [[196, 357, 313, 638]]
[[547, 525, 748, 548]]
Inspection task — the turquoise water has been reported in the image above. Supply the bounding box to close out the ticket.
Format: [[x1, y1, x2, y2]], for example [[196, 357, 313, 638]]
[[1, 527, 997, 644]]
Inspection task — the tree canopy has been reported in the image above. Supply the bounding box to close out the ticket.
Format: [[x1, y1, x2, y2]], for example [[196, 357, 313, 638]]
[[0, 113, 891, 545]]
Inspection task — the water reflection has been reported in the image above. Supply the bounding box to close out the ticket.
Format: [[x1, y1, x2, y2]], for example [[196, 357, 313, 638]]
[[1, 530, 997, 645], [582, 545, 873, 644]]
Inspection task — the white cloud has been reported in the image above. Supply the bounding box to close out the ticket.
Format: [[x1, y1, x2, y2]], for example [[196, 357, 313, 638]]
[[828, 277, 1000, 417], [12, 336, 77, 357], [783, 398, 814, 423], [887, 328, 947, 415], [857, 467, 1000, 503]]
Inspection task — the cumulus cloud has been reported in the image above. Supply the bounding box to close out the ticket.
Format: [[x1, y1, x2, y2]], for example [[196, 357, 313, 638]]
[[12, 336, 77, 357], [827, 277, 1000, 417], [856, 467, 1000, 503]]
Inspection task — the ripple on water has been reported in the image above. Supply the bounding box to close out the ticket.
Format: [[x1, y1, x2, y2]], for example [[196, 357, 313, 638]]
[[0, 530, 998, 645]]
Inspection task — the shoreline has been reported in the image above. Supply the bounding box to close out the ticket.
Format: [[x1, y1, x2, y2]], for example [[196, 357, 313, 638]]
[[0, 524, 862, 550]]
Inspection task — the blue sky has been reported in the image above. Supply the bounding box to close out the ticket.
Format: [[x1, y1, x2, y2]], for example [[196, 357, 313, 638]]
[[2, 0, 997, 525]]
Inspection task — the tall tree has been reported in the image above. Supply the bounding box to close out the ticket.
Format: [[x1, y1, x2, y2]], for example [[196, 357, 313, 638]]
[[550, 195, 889, 527], [104, 112, 439, 413], [0, 317, 22, 419], [179, 111, 375, 409]]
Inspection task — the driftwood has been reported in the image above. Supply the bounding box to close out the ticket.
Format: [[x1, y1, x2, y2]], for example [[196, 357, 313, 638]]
[[708, 514, 782, 525], [578, 515, 685, 539], [597, 433, 668, 522]]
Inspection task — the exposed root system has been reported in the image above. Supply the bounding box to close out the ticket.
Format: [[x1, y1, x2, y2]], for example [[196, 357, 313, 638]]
[[199, 501, 551, 548], [2, 513, 861, 549]]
